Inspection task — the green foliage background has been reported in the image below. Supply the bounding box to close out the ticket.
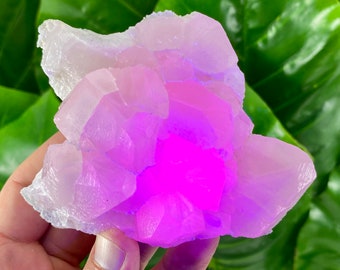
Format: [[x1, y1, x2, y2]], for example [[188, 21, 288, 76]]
[[0, 0, 339, 269]]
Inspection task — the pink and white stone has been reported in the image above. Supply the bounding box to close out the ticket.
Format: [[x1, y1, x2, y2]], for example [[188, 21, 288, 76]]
[[21, 11, 316, 247]]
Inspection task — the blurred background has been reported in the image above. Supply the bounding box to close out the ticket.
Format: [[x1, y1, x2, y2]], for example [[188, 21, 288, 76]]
[[0, 0, 339, 269]]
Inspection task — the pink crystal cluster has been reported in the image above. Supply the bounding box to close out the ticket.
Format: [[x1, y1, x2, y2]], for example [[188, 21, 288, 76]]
[[21, 11, 316, 247]]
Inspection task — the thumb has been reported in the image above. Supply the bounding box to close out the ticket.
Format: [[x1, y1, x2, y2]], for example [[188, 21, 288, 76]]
[[83, 229, 140, 270]]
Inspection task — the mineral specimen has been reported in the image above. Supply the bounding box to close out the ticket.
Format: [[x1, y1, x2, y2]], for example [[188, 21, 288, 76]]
[[21, 11, 316, 248]]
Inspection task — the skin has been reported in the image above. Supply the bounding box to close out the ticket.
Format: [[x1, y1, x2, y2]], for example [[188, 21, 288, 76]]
[[0, 133, 219, 269]]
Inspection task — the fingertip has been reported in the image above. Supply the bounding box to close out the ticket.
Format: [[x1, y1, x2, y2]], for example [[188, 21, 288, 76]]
[[84, 229, 140, 270], [94, 234, 126, 270], [138, 242, 158, 269]]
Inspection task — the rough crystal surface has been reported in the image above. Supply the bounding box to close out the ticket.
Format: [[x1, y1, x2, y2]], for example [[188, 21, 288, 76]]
[[21, 11, 316, 247]]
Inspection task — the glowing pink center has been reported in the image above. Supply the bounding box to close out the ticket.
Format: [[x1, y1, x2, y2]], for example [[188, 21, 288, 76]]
[[137, 134, 226, 211]]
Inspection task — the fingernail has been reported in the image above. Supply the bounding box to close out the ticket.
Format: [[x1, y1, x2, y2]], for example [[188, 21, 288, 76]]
[[94, 234, 126, 270]]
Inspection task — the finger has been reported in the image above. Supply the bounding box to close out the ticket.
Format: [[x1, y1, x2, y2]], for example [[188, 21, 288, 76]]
[[138, 243, 158, 270], [84, 229, 140, 270], [0, 238, 79, 270], [153, 237, 219, 270], [0, 133, 65, 242], [40, 227, 95, 267]]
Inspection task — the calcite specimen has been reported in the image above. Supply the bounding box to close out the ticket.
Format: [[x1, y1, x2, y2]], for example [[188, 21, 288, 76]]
[[21, 11, 316, 247]]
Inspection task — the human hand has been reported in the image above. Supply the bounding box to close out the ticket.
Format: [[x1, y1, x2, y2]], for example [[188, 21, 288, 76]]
[[0, 133, 219, 269]]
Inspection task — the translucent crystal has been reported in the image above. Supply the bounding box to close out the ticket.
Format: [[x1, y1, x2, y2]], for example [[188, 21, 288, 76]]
[[21, 11, 316, 248]]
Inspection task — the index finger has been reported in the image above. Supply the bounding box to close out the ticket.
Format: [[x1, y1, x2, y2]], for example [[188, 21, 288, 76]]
[[0, 133, 65, 242]]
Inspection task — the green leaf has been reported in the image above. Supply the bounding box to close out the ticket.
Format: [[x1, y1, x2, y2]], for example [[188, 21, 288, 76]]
[[0, 90, 59, 188], [0, 0, 40, 92], [155, 0, 228, 22], [243, 85, 304, 149], [0, 85, 38, 129], [295, 168, 340, 270], [243, 0, 340, 181], [38, 0, 158, 33]]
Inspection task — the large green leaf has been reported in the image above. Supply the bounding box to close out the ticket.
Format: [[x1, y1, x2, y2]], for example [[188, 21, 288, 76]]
[[224, 1, 340, 267], [0, 90, 59, 188], [38, 0, 158, 34], [0, 85, 38, 129], [242, 0, 340, 182], [295, 168, 340, 270], [243, 86, 303, 149], [0, 0, 40, 92], [219, 2, 340, 267]]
